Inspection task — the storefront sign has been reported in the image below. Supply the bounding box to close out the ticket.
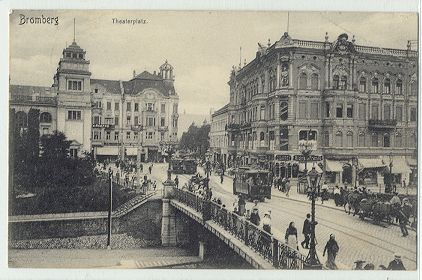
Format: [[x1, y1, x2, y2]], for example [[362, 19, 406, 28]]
[[275, 155, 292, 161], [293, 155, 323, 162]]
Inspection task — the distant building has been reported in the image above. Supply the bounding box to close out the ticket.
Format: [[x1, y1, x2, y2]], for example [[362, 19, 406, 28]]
[[209, 104, 229, 166], [211, 32, 418, 190], [10, 40, 179, 162]]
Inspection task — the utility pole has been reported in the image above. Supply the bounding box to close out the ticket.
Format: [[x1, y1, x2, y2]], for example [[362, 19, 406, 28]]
[[107, 168, 113, 249]]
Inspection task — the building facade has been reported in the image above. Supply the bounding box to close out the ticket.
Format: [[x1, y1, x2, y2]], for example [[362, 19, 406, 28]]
[[10, 40, 179, 162], [210, 104, 229, 166], [211, 32, 418, 190]]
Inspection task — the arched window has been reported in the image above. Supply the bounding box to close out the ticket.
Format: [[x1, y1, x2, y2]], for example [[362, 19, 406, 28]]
[[324, 131, 330, 147], [372, 78, 379, 93], [333, 75, 340, 89], [260, 132, 265, 141], [340, 76, 348, 90], [299, 72, 307, 89], [346, 131, 353, 147], [396, 79, 403, 95], [410, 81, 417, 96], [358, 132, 365, 147], [16, 111, 28, 128], [335, 131, 343, 147], [280, 101, 288, 121], [359, 77, 367, 92], [384, 78, 391, 94], [311, 73, 319, 90], [40, 112, 52, 123]]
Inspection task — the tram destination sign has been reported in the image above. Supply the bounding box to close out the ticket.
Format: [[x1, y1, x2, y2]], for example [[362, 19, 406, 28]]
[[293, 155, 323, 162]]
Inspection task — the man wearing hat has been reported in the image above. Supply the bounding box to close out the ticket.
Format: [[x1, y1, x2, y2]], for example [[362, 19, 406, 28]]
[[398, 198, 412, 237], [262, 211, 272, 234], [250, 207, 260, 226], [387, 253, 406, 270]]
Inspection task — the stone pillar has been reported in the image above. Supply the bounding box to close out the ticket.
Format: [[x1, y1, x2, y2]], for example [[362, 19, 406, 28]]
[[161, 198, 177, 246]]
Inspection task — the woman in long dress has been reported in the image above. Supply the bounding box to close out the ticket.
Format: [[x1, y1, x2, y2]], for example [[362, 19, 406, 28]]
[[285, 222, 299, 250]]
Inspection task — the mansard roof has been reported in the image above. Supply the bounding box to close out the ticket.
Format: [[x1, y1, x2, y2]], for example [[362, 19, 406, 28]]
[[90, 79, 121, 95], [10, 84, 53, 95]]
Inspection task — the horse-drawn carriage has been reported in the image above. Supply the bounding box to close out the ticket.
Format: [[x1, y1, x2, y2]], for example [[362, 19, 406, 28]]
[[233, 167, 271, 202]]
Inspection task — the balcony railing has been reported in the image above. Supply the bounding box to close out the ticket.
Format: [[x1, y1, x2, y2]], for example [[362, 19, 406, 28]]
[[92, 124, 115, 129], [368, 119, 397, 129], [131, 125, 144, 131], [226, 123, 241, 131], [173, 188, 307, 269]]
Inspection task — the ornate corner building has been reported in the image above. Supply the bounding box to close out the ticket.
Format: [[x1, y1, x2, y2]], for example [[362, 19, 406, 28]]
[[10, 40, 179, 162], [210, 32, 418, 190]]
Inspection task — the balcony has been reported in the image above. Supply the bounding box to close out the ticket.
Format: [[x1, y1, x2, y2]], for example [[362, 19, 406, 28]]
[[92, 124, 115, 130], [158, 126, 168, 131], [131, 125, 144, 131], [368, 119, 397, 130], [226, 123, 241, 132]]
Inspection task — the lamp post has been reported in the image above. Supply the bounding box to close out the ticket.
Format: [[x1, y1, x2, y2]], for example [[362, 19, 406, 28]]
[[107, 167, 113, 249], [304, 166, 322, 269], [389, 153, 394, 193]]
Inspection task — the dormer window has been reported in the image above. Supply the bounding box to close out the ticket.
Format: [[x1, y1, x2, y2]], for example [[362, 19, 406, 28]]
[[72, 53, 77, 59], [78, 53, 83, 59], [65, 52, 71, 58]]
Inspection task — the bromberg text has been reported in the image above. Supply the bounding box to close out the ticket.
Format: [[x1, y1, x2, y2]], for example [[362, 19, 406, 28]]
[[19, 14, 59, 25]]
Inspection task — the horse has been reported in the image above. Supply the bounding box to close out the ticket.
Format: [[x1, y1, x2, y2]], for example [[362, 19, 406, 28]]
[[344, 192, 364, 216]]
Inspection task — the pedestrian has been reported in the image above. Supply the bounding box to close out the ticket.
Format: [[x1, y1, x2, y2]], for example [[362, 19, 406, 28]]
[[390, 192, 401, 223], [285, 179, 291, 197], [334, 185, 341, 206], [301, 213, 312, 249], [285, 221, 299, 250], [153, 181, 157, 191], [398, 198, 412, 237], [262, 211, 271, 234], [149, 165, 152, 174], [238, 195, 246, 216], [175, 175, 179, 188], [281, 177, 287, 192], [387, 253, 406, 270], [140, 163, 143, 173], [131, 175, 136, 189], [321, 181, 329, 204], [250, 207, 260, 226], [244, 209, 251, 220], [220, 173, 224, 184], [323, 234, 340, 270]]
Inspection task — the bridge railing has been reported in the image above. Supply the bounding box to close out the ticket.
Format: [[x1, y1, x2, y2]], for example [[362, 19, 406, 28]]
[[172, 188, 306, 269]]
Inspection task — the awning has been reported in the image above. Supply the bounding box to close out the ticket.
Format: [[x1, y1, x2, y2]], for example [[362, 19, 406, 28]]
[[126, 147, 138, 156], [96, 146, 119, 156], [358, 158, 386, 169], [381, 156, 412, 174], [325, 160, 344, 172], [299, 163, 323, 173]]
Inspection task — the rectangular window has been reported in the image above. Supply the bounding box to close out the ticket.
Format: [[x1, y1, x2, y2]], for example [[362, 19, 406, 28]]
[[384, 104, 391, 120], [126, 116, 131, 125], [114, 132, 119, 141], [299, 101, 307, 119], [114, 116, 119, 126], [260, 105, 266, 120], [161, 132, 165, 141], [161, 103, 166, 113], [115, 102, 119, 111], [134, 116, 139, 125], [147, 132, 153, 139], [310, 102, 319, 119], [336, 104, 343, 118], [93, 130, 101, 140], [325, 102, 330, 118], [127, 102, 132, 111], [93, 116, 101, 125], [147, 117, 155, 127], [173, 104, 178, 114], [106, 131, 111, 140], [396, 106, 403, 122], [70, 148, 78, 158], [107, 102, 111, 110], [371, 104, 379, 120], [68, 110, 81, 120], [134, 103, 139, 112], [371, 133, 378, 147], [359, 104, 366, 120], [161, 117, 165, 126], [147, 103, 154, 111], [67, 80, 83, 91], [134, 132, 139, 140], [42, 127, 49, 135], [126, 131, 131, 139], [346, 104, 353, 118], [410, 107, 417, 122]]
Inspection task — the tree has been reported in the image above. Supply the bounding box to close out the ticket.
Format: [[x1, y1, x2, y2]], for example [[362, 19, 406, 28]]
[[179, 122, 210, 159], [40, 131, 70, 160]]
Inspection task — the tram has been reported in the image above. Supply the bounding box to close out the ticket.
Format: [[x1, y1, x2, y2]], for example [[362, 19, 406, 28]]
[[170, 158, 197, 175], [233, 167, 271, 201]]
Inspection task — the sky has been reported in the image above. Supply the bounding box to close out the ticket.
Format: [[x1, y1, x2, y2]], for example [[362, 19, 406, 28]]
[[9, 10, 418, 115]]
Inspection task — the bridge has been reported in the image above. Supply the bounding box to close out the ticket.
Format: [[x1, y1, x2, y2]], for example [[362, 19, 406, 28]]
[[161, 185, 307, 269]]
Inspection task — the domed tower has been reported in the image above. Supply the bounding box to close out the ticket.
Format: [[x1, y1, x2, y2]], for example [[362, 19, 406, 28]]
[[159, 60, 174, 81]]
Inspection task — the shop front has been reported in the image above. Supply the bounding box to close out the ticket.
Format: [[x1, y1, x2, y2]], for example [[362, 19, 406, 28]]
[[357, 158, 387, 191], [324, 160, 353, 186], [95, 146, 119, 161]]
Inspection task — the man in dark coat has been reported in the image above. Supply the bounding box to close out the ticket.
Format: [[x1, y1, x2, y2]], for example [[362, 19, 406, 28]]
[[387, 254, 406, 270], [301, 213, 312, 249], [250, 208, 260, 226], [398, 198, 412, 237]]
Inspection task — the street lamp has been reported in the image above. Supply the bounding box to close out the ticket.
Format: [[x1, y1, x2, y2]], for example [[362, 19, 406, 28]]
[[107, 168, 113, 250], [298, 140, 313, 174], [388, 153, 394, 193], [304, 166, 322, 269]]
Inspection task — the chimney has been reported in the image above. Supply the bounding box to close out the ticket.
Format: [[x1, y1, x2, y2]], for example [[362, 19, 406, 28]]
[[133, 70, 136, 78]]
